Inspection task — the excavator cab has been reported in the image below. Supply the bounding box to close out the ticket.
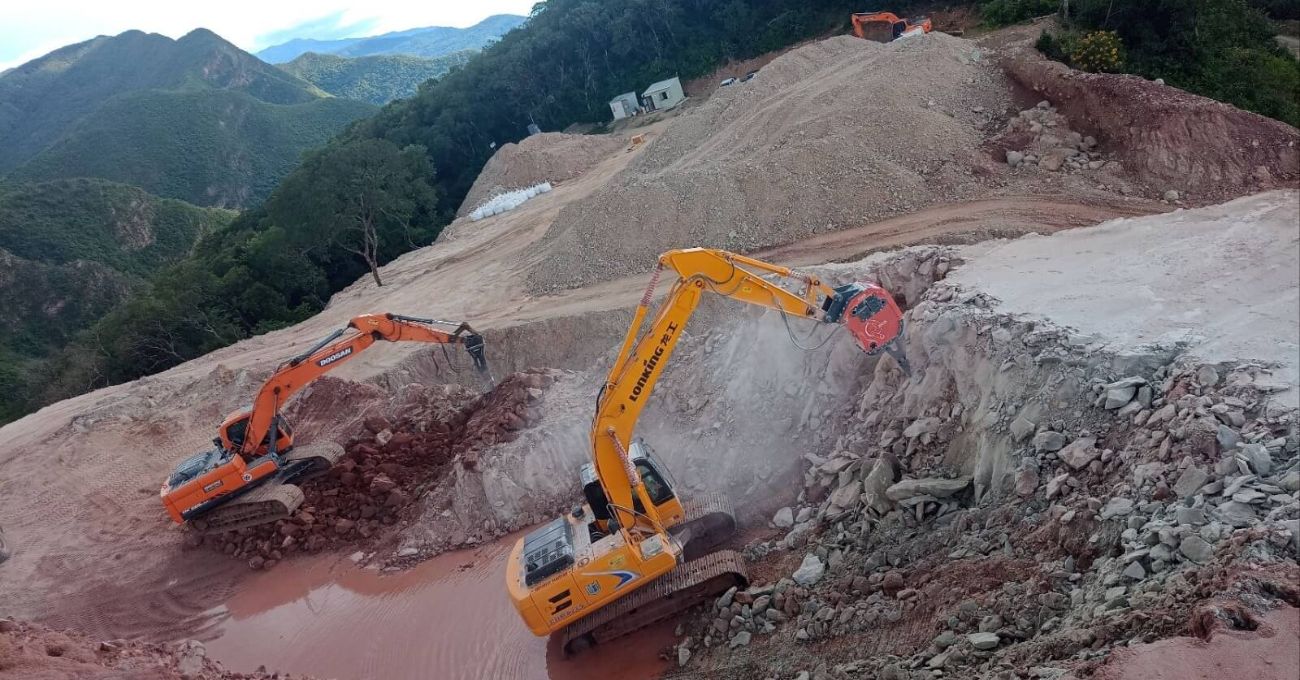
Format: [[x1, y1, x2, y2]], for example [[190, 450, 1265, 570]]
[[578, 440, 684, 540], [218, 409, 294, 456]]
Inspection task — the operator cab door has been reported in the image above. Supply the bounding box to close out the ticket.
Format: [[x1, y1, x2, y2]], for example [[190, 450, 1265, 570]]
[[579, 439, 686, 538], [631, 440, 686, 525], [222, 411, 294, 456]]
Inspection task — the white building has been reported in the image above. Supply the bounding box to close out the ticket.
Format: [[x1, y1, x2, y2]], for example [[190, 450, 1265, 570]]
[[641, 76, 685, 112], [609, 91, 639, 120]]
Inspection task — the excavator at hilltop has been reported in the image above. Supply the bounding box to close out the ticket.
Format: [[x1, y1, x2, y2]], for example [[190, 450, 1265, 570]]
[[506, 248, 908, 653], [851, 11, 933, 43], [161, 313, 489, 533]]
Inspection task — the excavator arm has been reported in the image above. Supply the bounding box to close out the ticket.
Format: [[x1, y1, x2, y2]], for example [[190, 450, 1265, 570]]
[[232, 313, 489, 458], [591, 248, 905, 538]]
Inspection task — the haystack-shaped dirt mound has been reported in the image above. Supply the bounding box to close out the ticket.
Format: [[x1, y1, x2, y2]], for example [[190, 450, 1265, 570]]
[[528, 33, 1015, 292], [456, 132, 625, 217]]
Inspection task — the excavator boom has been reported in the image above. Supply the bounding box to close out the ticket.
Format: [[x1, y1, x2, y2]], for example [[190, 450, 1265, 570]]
[[595, 248, 904, 531], [232, 313, 488, 457], [162, 313, 489, 531], [508, 248, 907, 650]]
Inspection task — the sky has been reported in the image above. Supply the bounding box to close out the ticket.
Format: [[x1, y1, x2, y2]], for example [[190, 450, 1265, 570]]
[[0, 0, 538, 70]]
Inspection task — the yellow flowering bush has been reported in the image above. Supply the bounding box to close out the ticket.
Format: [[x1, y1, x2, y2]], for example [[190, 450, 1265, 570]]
[[1071, 31, 1123, 73]]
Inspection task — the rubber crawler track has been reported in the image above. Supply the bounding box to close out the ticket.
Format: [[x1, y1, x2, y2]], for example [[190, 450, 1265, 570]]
[[561, 549, 748, 655], [194, 442, 344, 533]]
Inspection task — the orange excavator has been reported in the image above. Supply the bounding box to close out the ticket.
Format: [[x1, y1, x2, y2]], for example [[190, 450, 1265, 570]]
[[161, 313, 489, 532], [506, 248, 908, 652], [851, 11, 933, 43]]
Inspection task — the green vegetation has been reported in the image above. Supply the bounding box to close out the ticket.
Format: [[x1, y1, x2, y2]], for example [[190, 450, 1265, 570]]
[[1070, 30, 1124, 72], [281, 51, 474, 104], [16, 0, 1297, 426], [267, 139, 441, 286], [11, 90, 374, 207], [982, 0, 1058, 27], [0, 179, 233, 422], [0, 179, 232, 275], [0, 28, 375, 208], [1040, 0, 1300, 126]]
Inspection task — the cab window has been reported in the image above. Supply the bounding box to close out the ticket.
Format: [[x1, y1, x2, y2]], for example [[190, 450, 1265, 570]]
[[635, 460, 675, 506]]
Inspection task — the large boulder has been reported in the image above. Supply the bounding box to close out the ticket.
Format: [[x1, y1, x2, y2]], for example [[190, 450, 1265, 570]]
[[792, 553, 825, 586], [862, 457, 898, 515], [885, 477, 971, 501], [1057, 437, 1099, 470]]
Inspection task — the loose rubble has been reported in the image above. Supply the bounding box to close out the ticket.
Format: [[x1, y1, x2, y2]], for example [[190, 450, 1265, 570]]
[[672, 242, 1298, 679], [196, 370, 558, 568]]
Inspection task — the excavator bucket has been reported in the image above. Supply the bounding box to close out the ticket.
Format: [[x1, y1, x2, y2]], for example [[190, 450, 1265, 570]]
[[825, 282, 910, 374]]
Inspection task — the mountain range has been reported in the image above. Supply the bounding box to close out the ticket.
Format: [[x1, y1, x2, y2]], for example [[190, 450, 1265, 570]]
[[0, 14, 523, 422], [255, 14, 525, 63], [0, 28, 376, 208]]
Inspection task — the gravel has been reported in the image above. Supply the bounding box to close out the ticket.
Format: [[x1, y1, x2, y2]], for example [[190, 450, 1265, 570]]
[[528, 33, 1015, 293]]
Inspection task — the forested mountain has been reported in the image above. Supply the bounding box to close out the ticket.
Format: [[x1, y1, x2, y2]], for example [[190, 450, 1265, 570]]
[[256, 14, 525, 63], [0, 179, 232, 422], [0, 28, 376, 207], [29, 0, 873, 419], [17, 0, 1300, 425], [280, 51, 474, 104]]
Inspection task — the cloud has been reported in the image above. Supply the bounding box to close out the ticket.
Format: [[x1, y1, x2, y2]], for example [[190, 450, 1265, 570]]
[[254, 10, 380, 49]]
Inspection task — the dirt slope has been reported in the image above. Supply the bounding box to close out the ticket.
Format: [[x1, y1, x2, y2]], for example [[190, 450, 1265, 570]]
[[0, 29, 1288, 669], [456, 132, 627, 219], [526, 33, 1152, 293]]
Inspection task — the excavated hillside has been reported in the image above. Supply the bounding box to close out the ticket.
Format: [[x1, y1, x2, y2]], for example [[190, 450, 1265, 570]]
[[527, 34, 1179, 294], [0, 25, 1295, 680]]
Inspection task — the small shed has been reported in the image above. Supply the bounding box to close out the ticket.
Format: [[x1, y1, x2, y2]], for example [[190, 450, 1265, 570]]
[[609, 91, 639, 120], [642, 76, 685, 112]]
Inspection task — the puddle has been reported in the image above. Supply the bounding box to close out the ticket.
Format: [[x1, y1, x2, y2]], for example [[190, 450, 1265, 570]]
[[203, 535, 672, 680]]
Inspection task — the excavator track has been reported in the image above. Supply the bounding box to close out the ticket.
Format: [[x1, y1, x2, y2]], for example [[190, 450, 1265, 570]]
[[673, 491, 737, 561], [280, 442, 347, 484], [560, 549, 748, 655], [192, 442, 345, 533], [193, 483, 305, 533]]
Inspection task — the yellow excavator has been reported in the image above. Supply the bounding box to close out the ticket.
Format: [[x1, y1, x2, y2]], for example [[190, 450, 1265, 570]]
[[506, 248, 908, 652]]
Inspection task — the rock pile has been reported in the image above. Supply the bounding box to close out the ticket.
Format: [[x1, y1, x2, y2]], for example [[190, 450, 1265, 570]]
[[198, 370, 557, 568], [674, 255, 1297, 679], [999, 101, 1117, 176]]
